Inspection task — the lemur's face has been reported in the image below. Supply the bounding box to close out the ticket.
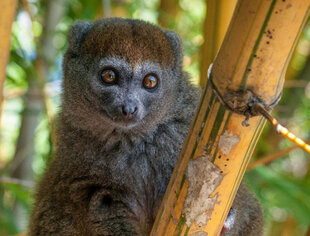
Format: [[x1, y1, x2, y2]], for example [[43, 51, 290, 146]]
[[88, 57, 170, 129], [63, 18, 182, 130]]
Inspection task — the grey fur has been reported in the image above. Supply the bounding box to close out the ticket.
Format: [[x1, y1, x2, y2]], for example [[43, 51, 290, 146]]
[[29, 18, 263, 236]]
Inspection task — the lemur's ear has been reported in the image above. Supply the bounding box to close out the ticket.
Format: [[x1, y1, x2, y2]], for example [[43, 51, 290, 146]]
[[163, 30, 183, 69], [67, 21, 93, 54]]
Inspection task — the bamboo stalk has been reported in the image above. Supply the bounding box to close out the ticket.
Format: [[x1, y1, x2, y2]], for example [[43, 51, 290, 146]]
[[21, 0, 66, 146], [248, 146, 297, 170], [248, 138, 310, 170], [306, 225, 310, 236], [0, 176, 34, 188], [151, 0, 310, 235], [0, 0, 17, 113], [199, 0, 237, 88], [281, 217, 298, 236], [158, 0, 180, 28]]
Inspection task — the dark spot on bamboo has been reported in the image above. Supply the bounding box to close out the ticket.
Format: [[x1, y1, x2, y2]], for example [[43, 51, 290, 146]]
[[247, 68, 252, 72], [254, 54, 257, 57]]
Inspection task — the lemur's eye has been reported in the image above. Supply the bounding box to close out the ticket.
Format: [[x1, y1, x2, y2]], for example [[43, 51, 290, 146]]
[[101, 69, 117, 84], [143, 74, 159, 90]]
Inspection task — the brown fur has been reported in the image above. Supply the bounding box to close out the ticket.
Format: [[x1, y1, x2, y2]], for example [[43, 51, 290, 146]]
[[82, 18, 175, 67]]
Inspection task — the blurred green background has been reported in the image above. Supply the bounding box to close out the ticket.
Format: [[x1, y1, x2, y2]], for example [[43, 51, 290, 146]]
[[0, 0, 310, 235]]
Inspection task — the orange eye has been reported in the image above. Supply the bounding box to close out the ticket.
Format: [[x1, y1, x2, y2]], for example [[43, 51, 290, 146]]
[[101, 69, 117, 84], [143, 74, 159, 90]]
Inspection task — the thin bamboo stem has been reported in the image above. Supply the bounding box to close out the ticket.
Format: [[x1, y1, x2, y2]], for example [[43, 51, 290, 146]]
[[248, 138, 310, 170], [0, 176, 34, 188], [254, 104, 310, 154], [248, 146, 297, 170], [20, 0, 66, 146]]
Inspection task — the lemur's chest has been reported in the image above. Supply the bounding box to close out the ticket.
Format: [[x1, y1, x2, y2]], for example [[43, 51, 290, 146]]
[[99, 139, 181, 187], [79, 128, 187, 228]]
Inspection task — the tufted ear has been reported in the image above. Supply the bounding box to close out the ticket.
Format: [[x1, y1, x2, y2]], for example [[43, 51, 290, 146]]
[[163, 30, 183, 69], [67, 21, 93, 54]]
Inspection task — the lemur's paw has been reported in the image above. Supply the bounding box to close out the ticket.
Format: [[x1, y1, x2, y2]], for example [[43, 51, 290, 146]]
[[220, 208, 236, 235]]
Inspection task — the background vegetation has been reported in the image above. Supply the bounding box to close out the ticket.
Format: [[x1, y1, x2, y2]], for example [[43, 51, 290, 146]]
[[0, 0, 309, 235]]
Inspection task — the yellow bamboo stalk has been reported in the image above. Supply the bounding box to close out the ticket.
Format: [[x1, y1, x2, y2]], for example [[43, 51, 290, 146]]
[[0, 0, 17, 109], [199, 0, 237, 88], [151, 0, 310, 235], [281, 217, 298, 236], [307, 225, 310, 236], [158, 0, 180, 28]]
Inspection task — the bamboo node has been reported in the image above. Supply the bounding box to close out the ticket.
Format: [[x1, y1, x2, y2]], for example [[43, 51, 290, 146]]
[[210, 76, 270, 119], [222, 89, 265, 115], [207, 68, 283, 123]]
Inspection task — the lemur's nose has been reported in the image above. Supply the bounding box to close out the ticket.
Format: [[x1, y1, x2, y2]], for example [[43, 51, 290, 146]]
[[122, 103, 138, 119]]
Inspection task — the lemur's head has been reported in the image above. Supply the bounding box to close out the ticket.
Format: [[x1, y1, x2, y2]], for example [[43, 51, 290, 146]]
[[62, 18, 184, 134]]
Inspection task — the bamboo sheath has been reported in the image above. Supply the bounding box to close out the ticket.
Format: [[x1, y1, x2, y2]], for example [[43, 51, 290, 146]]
[[0, 0, 17, 109], [151, 0, 310, 235]]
